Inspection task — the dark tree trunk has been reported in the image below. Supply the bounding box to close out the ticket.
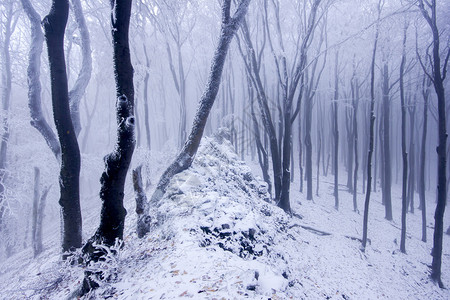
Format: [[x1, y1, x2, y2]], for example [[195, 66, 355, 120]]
[[43, 0, 82, 254], [381, 63, 393, 220], [85, 0, 135, 248], [362, 2, 381, 251], [418, 0, 448, 287], [150, 0, 251, 204], [400, 24, 408, 254]]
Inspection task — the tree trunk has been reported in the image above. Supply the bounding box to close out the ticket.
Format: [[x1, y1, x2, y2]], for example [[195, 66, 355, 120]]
[[352, 76, 360, 213], [32, 167, 49, 257], [85, 0, 135, 248], [43, 0, 82, 254], [407, 100, 416, 214], [362, 2, 381, 251], [333, 51, 339, 210], [68, 0, 92, 137], [21, 0, 61, 160], [143, 44, 152, 150], [418, 0, 448, 287], [150, 0, 251, 204], [382, 63, 393, 220], [400, 24, 408, 254], [133, 166, 150, 238], [419, 75, 431, 243]]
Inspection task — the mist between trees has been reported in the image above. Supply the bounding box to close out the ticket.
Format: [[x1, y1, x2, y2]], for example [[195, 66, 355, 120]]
[[0, 0, 448, 293]]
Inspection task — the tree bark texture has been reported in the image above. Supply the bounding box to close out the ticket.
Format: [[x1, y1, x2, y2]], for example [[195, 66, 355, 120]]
[[150, 0, 251, 205], [21, 0, 61, 160], [43, 0, 82, 254]]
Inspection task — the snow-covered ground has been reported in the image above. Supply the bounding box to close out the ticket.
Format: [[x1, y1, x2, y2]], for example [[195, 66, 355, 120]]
[[0, 135, 449, 299]]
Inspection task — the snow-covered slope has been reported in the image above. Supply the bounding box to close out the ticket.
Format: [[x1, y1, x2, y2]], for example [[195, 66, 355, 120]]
[[0, 134, 448, 299]]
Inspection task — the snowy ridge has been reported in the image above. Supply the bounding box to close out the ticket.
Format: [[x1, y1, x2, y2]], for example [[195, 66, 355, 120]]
[[0, 134, 448, 299]]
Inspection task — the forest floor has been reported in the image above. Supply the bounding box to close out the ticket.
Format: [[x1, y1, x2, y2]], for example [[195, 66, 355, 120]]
[[0, 135, 449, 299]]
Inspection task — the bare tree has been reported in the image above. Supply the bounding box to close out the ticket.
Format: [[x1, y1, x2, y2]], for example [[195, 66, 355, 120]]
[[417, 0, 450, 287], [20, 0, 61, 159], [150, 0, 251, 204], [43, 0, 82, 254], [362, 0, 382, 252], [84, 0, 136, 249]]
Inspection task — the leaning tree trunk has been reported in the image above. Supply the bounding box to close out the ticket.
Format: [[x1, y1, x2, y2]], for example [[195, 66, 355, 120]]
[[85, 0, 135, 248], [43, 0, 82, 254], [150, 0, 251, 204]]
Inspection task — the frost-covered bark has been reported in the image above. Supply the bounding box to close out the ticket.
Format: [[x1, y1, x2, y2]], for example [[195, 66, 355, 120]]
[[0, 1, 16, 229], [332, 50, 339, 210], [32, 167, 49, 257], [86, 0, 135, 248], [133, 166, 150, 238], [150, 0, 251, 204], [21, 0, 61, 160], [43, 0, 82, 254], [68, 0, 92, 137]]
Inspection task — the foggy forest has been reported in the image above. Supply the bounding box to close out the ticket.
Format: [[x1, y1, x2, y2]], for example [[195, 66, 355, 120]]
[[0, 0, 449, 299]]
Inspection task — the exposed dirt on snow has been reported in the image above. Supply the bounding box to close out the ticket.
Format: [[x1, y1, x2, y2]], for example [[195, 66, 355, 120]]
[[0, 135, 449, 299]]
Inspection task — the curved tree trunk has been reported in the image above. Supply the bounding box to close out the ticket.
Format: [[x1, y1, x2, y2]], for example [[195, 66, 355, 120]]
[[68, 0, 92, 138], [86, 0, 135, 248], [21, 0, 61, 160], [43, 0, 82, 254]]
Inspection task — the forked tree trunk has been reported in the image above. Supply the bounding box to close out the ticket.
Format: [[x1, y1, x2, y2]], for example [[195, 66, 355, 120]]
[[43, 0, 82, 254]]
